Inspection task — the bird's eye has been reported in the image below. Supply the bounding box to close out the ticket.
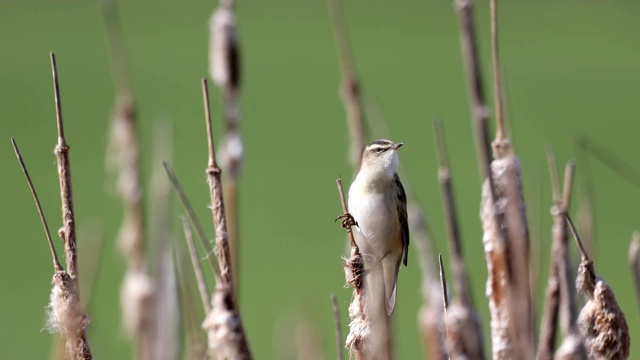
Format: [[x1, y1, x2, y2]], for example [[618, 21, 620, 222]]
[[375, 147, 383, 153]]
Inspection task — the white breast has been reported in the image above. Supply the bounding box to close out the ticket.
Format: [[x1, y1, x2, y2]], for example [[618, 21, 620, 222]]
[[348, 174, 397, 257]]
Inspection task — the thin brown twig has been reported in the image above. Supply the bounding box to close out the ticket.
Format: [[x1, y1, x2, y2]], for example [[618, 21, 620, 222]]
[[49, 52, 93, 360], [330, 294, 344, 360], [558, 162, 577, 335], [209, 0, 242, 294], [163, 161, 221, 280], [439, 254, 449, 319], [490, 0, 505, 141], [181, 217, 212, 313], [11, 138, 63, 273], [203, 78, 235, 290], [51, 52, 79, 280], [433, 120, 471, 306], [201, 78, 253, 359], [453, 0, 493, 183], [172, 247, 208, 360], [565, 214, 589, 262], [537, 146, 569, 360], [575, 142, 595, 260], [327, 0, 366, 169]]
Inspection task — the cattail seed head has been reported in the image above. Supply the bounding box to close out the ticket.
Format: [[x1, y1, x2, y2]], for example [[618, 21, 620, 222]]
[[576, 262, 629, 360], [209, 6, 240, 90]]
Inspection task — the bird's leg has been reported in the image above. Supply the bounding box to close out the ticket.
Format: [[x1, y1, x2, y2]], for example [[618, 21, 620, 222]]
[[335, 212, 358, 229]]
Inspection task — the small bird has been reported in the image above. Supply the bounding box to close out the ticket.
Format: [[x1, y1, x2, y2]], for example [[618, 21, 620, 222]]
[[348, 139, 409, 315]]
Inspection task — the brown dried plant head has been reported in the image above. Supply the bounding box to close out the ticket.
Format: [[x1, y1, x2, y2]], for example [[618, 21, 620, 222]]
[[576, 259, 630, 360]]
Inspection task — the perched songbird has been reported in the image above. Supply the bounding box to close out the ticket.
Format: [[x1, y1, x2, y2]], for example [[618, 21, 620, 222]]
[[348, 139, 409, 315]]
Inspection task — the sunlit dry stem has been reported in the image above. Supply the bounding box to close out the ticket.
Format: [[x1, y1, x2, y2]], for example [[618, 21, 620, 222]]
[[202, 79, 218, 169], [565, 214, 590, 262], [558, 162, 577, 336], [51, 52, 79, 280], [331, 294, 344, 360], [201, 78, 253, 360], [562, 162, 575, 209], [11, 139, 63, 273], [439, 254, 449, 319], [203, 78, 236, 291], [453, 0, 493, 183], [181, 217, 211, 313], [537, 148, 575, 360], [490, 0, 505, 141], [49, 52, 93, 360], [433, 120, 471, 306], [327, 0, 366, 169], [172, 245, 208, 360], [545, 144, 561, 202], [163, 161, 221, 281]]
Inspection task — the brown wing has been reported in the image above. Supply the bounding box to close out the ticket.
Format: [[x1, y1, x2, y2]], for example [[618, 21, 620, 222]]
[[394, 173, 409, 266]]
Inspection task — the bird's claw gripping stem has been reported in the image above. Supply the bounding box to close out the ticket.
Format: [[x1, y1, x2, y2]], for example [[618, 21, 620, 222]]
[[335, 213, 358, 229]]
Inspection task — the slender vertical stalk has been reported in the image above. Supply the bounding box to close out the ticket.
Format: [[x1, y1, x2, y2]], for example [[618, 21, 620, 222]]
[[49, 52, 93, 360], [181, 217, 212, 313], [336, 179, 365, 360], [327, 0, 366, 169], [433, 121, 485, 360], [11, 139, 63, 273], [209, 0, 242, 292], [201, 79, 253, 359]]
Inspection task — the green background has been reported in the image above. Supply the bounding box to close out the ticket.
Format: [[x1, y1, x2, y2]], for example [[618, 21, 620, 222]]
[[2, 0, 639, 358]]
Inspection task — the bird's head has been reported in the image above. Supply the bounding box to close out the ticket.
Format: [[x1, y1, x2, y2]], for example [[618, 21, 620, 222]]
[[360, 139, 403, 177]]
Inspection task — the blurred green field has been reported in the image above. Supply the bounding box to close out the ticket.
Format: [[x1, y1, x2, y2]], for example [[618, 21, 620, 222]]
[[1, 0, 640, 358]]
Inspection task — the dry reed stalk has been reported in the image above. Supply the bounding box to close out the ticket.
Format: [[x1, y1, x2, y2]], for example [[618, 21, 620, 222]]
[[181, 217, 212, 313], [163, 162, 221, 280], [452, 1, 515, 354], [331, 294, 345, 360], [574, 143, 595, 260], [201, 79, 253, 359], [411, 205, 448, 360], [336, 178, 366, 360], [327, 0, 366, 169], [12, 54, 93, 359], [99, 0, 156, 356], [172, 246, 208, 360], [149, 122, 179, 360], [566, 215, 629, 359], [629, 232, 640, 318], [453, 0, 492, 181], [13, 139, 91, 360], [209, 0, 242, 290], [50, 54, 93, 360], [485, 1, 535, 357], [537, 149, 577, 360], [433, 121, 485, 359]]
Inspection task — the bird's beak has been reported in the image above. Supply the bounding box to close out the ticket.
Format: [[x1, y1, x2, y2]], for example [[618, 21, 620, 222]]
[[392, 142, 403, 150]]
